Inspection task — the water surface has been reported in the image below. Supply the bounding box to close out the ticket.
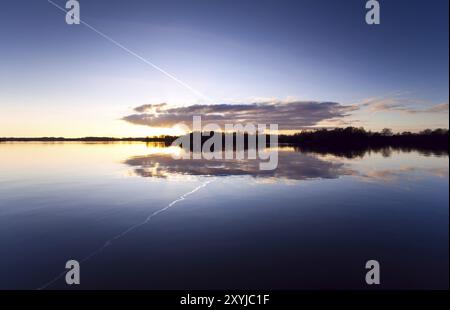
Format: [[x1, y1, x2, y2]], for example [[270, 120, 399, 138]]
[[0, 142, 448, 289]]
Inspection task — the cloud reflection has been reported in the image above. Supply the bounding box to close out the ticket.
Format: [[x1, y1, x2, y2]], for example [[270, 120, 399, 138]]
[[124, 147, 354, 180], [124, 145, 449, 183]]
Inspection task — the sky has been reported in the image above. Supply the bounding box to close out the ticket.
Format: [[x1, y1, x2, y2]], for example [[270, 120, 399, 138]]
[[0, 0, 448, 137]]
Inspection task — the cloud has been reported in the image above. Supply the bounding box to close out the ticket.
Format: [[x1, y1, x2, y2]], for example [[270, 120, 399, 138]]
[[424, 103, 449, 113], [361, 97, 449, 114], [123, 100, 358, 130], [134, 103, 167, 113]]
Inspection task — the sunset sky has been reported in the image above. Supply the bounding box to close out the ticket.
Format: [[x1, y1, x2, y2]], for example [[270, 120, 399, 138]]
[[0, 0, 448, 137]]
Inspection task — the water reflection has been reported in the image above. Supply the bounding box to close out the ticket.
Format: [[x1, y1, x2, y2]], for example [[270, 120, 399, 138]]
[[292, 144, 449, 158], [125, 145, 448, 182], [125, 148, 352, 180], [0, 142, 448, 290]]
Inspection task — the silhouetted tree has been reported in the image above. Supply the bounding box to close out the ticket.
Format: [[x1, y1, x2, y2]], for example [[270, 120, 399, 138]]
[[381, 128, 393, 136]]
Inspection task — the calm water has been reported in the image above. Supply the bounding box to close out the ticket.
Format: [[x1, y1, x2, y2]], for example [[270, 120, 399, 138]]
[[0, 142, 448, 289]]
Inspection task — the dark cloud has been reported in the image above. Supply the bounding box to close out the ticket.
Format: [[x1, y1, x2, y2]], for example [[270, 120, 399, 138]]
[[123, 101, 358, 130], [134, 103, 167, 113]]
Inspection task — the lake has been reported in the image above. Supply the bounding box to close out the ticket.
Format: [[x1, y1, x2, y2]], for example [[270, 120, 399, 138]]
[[0, 142, 448, 289]]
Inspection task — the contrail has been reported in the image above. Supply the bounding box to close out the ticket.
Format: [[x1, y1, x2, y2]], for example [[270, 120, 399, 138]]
[[47, 0, 213, 103], [37, 178, 215, 290]]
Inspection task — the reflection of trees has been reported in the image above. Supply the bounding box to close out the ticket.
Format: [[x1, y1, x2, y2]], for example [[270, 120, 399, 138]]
[[380, 148, 392, 158], [292, 145, 447, 159]]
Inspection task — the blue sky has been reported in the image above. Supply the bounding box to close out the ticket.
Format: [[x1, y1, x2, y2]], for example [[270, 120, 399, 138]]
[[0, 0, 448, 137]]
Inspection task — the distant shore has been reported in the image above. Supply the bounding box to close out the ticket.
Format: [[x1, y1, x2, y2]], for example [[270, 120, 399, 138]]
[[0, 137, 167, 142], [1, 127, 447, 142], [1, 128, 448, 155]]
